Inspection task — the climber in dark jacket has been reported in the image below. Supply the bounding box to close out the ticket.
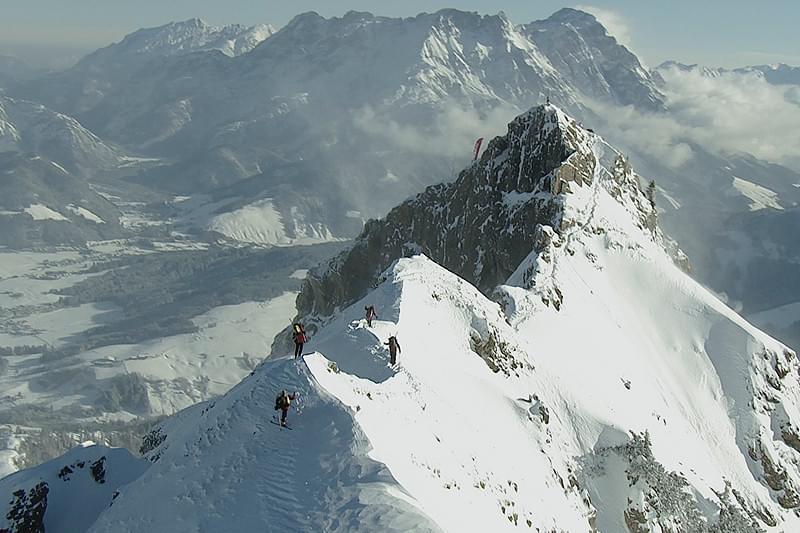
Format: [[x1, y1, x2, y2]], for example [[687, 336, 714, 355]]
[[365, 305, 377, 327], [292, 323, 306, 359], [274, 390, 297, 427], [384, 335, 401, 365]]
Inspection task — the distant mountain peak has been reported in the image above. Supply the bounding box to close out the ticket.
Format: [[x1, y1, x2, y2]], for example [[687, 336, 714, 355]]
[[78, 17, 274, 66], [547, 7, 600, 25]]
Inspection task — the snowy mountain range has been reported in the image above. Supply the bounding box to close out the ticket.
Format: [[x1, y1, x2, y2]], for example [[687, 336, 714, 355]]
[[0, 10, 798, 526], [17, 19, 274, 116], [6, 104, 799, 532], [658, 61, 800, 86], [5, 8, 666, 249]]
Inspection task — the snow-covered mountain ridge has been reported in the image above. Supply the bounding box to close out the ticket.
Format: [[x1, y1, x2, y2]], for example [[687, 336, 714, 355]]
[[295, 103, 681, 324], [6, 104, 800, 531], [12, 8, 664, 228], [0, 95, 122, 176], [87, 18, 274, 60]]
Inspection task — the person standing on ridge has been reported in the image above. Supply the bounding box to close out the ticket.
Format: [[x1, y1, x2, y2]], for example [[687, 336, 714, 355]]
[[274, 390, 297, 427], [365, 305, 377, 328], [292, 323, 307, 359], [384, 335, 401, 365]]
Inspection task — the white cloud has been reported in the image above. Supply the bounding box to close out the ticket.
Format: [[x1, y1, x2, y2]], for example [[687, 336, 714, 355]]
[[353, 101, 520, 161], [588, 66, 800, 170], [574, 5, 633, 50]]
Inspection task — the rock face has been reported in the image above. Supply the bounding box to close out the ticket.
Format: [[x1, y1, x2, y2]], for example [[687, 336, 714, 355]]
[[292, 104, 665, 330]]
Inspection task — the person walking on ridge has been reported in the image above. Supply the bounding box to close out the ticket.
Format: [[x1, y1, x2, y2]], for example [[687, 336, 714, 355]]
[[365, 305, 377, 328], [274, 390, 297, 427], [384, 335, 401, 365], [292, 323, 307, 359]]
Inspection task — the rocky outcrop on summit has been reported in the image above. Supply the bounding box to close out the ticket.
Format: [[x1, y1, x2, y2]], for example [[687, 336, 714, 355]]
[[295, 104, 663, 322]]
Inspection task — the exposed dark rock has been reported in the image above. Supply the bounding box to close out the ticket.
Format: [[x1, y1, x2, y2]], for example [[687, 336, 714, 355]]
[[3, 482, 48, 533], [91, 456, 107, 484], [586, 433, 766, 532], [140, 427, 167, 457], [57, 465, 74, 480], [748, 441, 800, 510]]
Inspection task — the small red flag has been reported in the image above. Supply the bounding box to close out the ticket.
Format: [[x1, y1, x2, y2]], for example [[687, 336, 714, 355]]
[[472, 137, 484, 161]]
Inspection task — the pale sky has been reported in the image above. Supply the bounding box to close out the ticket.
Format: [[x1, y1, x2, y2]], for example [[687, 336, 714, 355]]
[[1, 1, 797, 70]]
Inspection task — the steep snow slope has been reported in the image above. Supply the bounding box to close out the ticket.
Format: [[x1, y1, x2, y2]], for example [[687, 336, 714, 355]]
[[86, 353, 440, 533], [729, 177, 784, 211], [35, 245, 800, 531], [0, 442, 147, 533], [497, 134, 800, 530], [289, 104, 800, 529], [13, 104, 800, 532]]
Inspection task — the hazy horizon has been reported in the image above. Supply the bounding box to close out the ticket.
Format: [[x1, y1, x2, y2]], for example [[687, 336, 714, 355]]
[[1, 1, 797, 71]]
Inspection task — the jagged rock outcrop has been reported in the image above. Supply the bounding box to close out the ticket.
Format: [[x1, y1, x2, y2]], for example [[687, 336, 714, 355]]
[[293, 104, 657, 328]]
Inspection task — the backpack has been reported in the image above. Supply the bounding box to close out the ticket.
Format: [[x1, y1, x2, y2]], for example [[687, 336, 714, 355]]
[[275, 393, 289, 410]]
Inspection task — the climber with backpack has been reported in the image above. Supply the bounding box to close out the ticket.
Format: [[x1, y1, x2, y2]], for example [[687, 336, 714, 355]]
[[292, 323, 307, 359], [384, 335, 401, 365], [274, 390, 298, 427], [364, 305, 377, 328]]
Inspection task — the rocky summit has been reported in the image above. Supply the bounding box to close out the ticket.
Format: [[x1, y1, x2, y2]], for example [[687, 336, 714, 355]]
[[294, 103, 673, 327]]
